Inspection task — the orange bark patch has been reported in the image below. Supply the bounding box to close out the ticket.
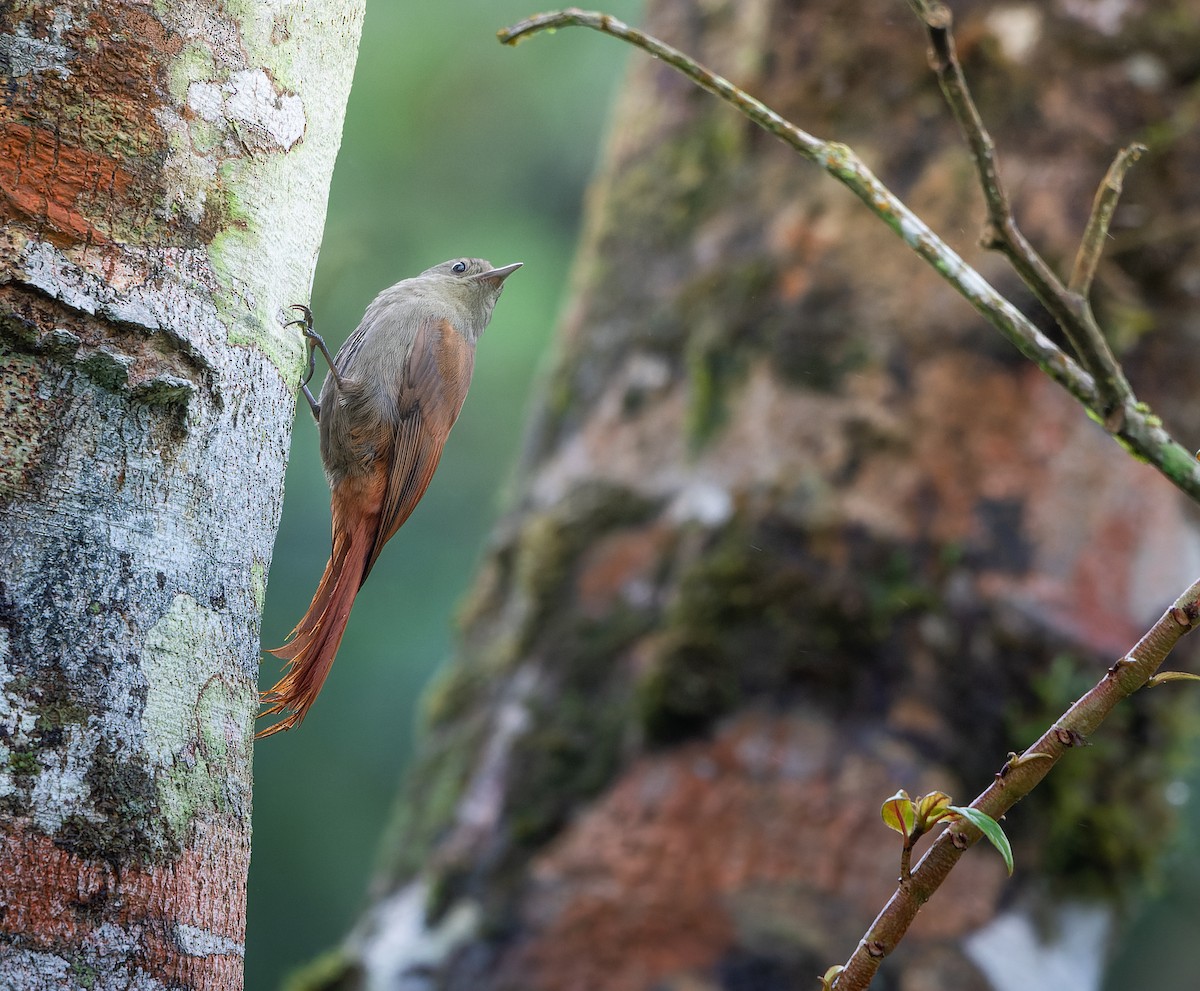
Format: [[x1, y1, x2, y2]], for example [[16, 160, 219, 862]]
[[0, 122, 137, 244], [503, 713, 1004, 991], [1, 3, 179, 247], [1, 821, 248, 990], [905, 354, 1192, 654], [575, 523, 673, 617]]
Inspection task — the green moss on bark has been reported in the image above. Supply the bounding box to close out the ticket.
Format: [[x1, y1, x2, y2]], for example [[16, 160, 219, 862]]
[[505, 683, 628, 846], [382, 485, 664, 893], [637, 631, 740, 742], [58, 741, 177, 866], [634, 518, 940, 744], [377, 719, 484, 886], [282, 947, 364, 991]]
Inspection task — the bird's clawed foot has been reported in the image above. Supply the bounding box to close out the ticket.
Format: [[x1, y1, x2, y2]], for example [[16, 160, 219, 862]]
[[285, 303, 345, 421]]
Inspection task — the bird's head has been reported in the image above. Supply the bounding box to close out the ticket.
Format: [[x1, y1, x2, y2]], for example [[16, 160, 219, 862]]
[[422, 257, 522, 336]]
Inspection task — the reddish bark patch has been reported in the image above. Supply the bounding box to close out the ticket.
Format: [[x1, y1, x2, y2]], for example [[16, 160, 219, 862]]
[[501, 713, 1004, 991], [576, 523, 674, 618], [1, 3, 180, 248], [0, 822, 248, 990], [0, 123, 137, 245], [908, 355, 1193, 654]]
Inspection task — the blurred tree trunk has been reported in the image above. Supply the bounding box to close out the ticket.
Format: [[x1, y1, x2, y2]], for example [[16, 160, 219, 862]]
[[315, 1, 1200, 989], [0, 2, 363, 988]]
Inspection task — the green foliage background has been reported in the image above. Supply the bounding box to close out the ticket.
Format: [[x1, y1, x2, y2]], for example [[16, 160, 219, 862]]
[[251, 2, 640, 986]]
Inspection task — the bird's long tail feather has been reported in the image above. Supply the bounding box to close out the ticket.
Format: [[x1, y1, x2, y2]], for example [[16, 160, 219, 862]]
[[257, 515, 371, 738]]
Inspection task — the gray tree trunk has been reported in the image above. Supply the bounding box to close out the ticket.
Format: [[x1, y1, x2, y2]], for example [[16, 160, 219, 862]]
[[0, 2, 364, 988], [302, 1, 1200, 989]]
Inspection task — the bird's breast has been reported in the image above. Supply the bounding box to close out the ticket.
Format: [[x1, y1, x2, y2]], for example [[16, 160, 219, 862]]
[[429, 319, 476, 421]]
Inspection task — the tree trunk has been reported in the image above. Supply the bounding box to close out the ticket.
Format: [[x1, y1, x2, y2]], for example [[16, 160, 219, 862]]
[[305, 0, 1200, 989], [0, 2, 363, 988]]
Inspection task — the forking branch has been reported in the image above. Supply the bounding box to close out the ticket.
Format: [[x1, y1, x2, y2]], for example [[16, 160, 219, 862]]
[[907, 0, 1136, 423], [499, 7, 1200, 505]]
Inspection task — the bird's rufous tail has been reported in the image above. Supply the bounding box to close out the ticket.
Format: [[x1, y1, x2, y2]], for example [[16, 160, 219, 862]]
[[257, 513, 371, 738]]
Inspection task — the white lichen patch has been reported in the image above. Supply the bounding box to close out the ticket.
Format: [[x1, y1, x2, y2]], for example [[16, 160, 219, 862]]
[[0, 658, 35, 737], [19, 239, 227, 375], [1124, 52, 1167, 91], [1059, 0, 1131, 36], [452, 667, 537, 838], [0, 660, 39, 804], [174, 922, 245, 958], [0, 662, 99, 835], [0, 949, 73, 990], [354, 881, 481, 991], [79, 923, 174, 990], [0, 30, 74, 79], [142, 595, 254, 840], [965, 903, 1111, 991], [668, 481, 734, 526], [984, 6, 1042, 64], [187, 68, 305, 153], [28, 727, 99, 835]]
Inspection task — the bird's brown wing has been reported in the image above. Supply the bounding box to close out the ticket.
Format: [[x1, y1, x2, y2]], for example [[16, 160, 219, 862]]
[[363, 317, 475, 579]]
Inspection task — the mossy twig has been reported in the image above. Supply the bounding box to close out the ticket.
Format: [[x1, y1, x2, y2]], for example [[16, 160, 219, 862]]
[[1070, 143, 1147, 297]]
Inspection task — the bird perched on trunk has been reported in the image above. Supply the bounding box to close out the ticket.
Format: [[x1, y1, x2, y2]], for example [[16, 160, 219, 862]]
[[259, 257, 522, 738]]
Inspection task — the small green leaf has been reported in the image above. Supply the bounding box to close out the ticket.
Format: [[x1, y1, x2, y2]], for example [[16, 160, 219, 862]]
[[881, 790, 915, 838], [949, 806, 1013, 876], [820, 964, 845, 990], [1146, 671, 1200, 688]]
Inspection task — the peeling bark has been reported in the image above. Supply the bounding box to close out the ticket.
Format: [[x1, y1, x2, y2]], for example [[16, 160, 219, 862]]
[[308, 0, 1200, 989], [0, 2, 364, 988]]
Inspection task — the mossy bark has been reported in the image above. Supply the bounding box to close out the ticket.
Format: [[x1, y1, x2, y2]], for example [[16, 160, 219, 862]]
[[321, 1, 1200, 989], [0, 2, 364, 988]]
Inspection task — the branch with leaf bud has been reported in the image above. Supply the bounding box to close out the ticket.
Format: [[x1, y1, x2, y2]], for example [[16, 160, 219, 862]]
[[831, 578, 1200, 990]]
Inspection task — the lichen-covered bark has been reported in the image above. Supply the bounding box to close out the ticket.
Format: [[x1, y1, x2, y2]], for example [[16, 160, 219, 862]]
[[313, 1, 1200, 989], [0, 2, 364, 988]]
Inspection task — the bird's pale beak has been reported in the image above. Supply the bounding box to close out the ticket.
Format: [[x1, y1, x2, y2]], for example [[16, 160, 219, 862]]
[[473, 261, 523, 286]]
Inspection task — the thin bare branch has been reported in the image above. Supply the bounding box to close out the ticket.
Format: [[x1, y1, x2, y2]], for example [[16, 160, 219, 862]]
[[500, 9, 826, 157], [1070, 143, 1147, 296], [834, 578, 1200, 990], [907, 0, 1133, 416], [498, 8, 1200, 504], [908, 0, 1011, 224]]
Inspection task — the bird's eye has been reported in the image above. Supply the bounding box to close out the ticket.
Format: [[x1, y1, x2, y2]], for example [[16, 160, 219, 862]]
[[452, 260, 468, 274]]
